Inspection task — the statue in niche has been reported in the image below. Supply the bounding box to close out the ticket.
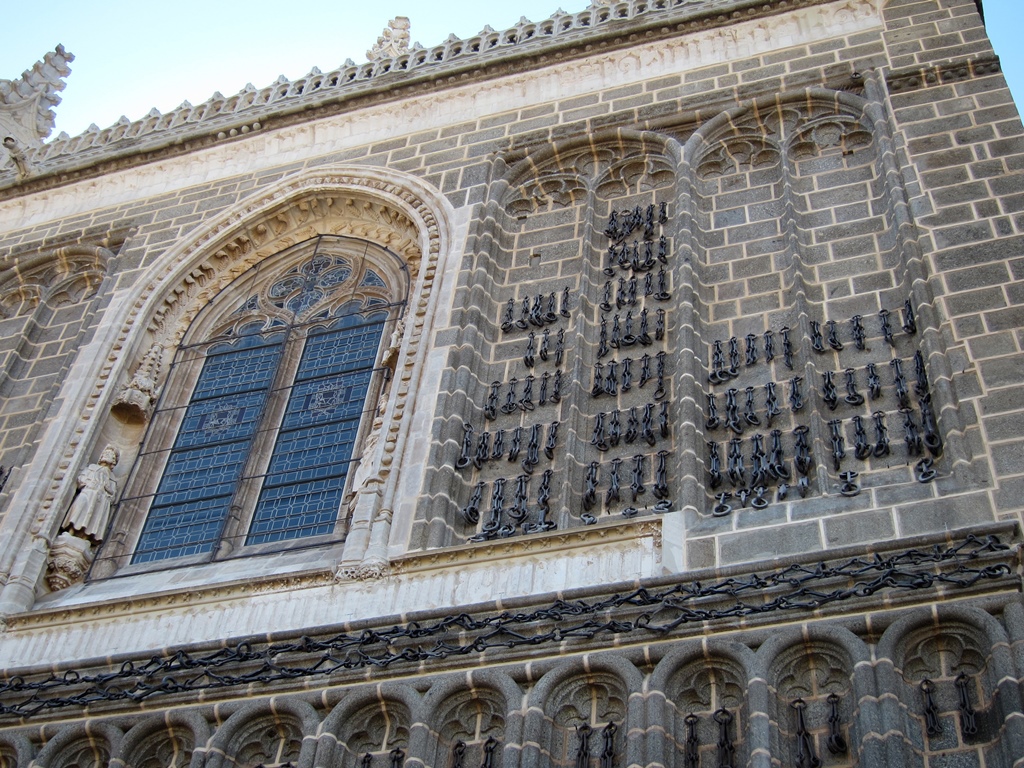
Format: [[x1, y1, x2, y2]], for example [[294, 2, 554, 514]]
[[112, 343, 163, 424], [62, 444, 120, 543], [45, 445, 120, 591]]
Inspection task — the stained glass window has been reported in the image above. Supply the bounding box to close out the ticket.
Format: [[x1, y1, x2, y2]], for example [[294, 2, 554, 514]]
[[122, 236, 403, 566]]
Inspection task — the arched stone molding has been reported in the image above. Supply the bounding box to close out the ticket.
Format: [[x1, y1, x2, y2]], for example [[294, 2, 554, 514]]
[[419, 670, 524, 768], [647, 641, 756, 768], [113, 711, 210, 768], [499, 129, 677, 218], [0, 244, 112, 319], [753, 625, 869, 768], [522, 656, 642, 768], [0, 165, 456, 617], [201, 698, 320, 768], [317, 684, 421, 768], [875, 606, 1019, 766], [29, 722, 123, 768], [0, 732, 35, 768]]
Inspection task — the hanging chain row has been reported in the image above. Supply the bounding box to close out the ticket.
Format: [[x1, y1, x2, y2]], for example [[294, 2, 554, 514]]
[[0, 535, 1009, 718]]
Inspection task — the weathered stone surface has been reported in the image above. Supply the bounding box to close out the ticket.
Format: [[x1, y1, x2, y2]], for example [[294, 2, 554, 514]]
[[0, 1, 1021, 765]]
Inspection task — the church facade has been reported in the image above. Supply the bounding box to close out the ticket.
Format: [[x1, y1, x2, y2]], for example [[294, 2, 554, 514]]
[[0, 0, 1023, 766]]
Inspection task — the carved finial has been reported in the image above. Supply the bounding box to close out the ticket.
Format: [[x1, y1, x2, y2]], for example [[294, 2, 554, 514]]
[[367, 17, 412, 62], [0, 45, 73, 147]]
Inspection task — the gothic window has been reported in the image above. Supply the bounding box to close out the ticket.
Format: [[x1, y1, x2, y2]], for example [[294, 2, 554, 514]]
[[113, 235, 406, 567]]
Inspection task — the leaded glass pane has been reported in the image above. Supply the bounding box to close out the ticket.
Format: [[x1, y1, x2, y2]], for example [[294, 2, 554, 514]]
[[132, 336, 282, 563], [246, 477, 348, 544], [126, 237, 400, 566], [246, 318, 384, 546], [132, 495, 234, 563]]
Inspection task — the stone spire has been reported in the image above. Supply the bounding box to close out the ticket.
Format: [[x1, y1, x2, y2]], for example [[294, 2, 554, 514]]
[[367, 17, 412, 62]]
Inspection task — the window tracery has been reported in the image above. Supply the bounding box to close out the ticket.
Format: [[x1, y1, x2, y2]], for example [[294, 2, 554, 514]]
[[106, 235, 406, 569]]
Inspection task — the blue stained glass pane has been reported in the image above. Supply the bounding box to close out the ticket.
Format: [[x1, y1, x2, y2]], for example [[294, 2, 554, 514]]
[[132, 495, 230, 563], [361, 269, 386, 287], [297, 324, 382, 380], [281, 370, 372, 430], [191, 341, 281, 401], [262, 421, 360, 486], [174, 391, 268, 448], [155, 442, 250, 505], [133, 336, 282, 564], [246, 477, 348, 545], [245, 316, 384, 546]]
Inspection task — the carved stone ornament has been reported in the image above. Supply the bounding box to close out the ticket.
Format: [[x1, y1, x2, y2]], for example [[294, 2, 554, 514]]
[[112, 343, 164, 424], [367, 17, 412, 62], [2, 136, 30, 179], [61, 444, 119, 544], [45, 531, 94, 592], [0, 45, 73, 148]]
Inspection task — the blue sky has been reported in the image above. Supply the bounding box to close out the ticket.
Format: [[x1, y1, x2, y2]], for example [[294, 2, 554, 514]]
[[1, 0, 1021, 140]]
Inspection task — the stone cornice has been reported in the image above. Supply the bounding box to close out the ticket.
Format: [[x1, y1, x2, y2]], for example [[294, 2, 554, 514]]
[[0, 0, 851, 199], [8, 518, 658, 632]]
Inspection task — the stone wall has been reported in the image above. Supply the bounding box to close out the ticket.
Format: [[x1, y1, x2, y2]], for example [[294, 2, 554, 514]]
[[0, 0, 1021, 765]]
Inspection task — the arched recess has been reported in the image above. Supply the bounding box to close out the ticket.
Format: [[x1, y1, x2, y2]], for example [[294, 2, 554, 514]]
[[523, 657, 642, 768], [318, 685, 421, 768], [648, 641, 755, 768], [0, 166, 454, 615], [680, 86, 973, 542], [757, 627, 867, 768], [413, 127, 685, 552], [0, 732, 35, 768], [0, 243, 114, 521], [877, 607, 1020, 767], [419, 671, 523, 768], [201, 699, 320, 768], [29, 723, 123, 768], [114, 710, 210, 768]]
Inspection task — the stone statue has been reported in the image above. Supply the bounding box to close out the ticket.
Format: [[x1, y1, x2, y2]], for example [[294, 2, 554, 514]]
[[380, 318, 404, 374], [61, 444, 119, 543], [46, 444, 121, 591], [2, 137, 30, 179]]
